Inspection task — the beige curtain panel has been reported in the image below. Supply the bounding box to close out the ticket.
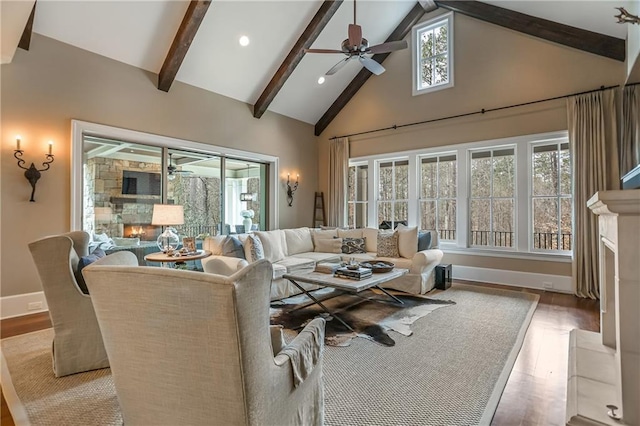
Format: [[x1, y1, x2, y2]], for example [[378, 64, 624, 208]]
[[621, 85, 640, 176], [328, 137, 349, 227], [567, 88, 619, 299]]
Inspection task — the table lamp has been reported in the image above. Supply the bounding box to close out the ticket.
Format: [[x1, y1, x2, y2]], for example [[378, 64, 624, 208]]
[[151, 204, 184, 252]]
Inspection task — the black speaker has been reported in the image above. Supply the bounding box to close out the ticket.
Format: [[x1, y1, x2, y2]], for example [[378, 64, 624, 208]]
[[435, 264, 452, 290]]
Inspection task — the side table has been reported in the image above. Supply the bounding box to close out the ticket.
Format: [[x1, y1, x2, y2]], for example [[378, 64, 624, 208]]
[[144, 250, 211, 269]]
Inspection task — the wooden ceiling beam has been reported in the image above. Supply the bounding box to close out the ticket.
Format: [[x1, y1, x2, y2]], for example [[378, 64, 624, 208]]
[[18, 2, 36, 51], [436, 0, 625, 62], [158, 0, 211, 92], [314, 2, 428, 136], [253, 0, 344, 119]]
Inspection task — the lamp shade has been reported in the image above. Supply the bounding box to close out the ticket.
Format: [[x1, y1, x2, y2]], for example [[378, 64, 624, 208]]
[[151, 204, 184, 226], [94, 207, 112, 223]]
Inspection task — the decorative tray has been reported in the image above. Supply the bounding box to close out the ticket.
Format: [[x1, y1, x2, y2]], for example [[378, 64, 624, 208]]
[[359, 261, 395, 273]]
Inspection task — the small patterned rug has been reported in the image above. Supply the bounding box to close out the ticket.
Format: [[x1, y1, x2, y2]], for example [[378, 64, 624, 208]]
[[271, 289, 456, 346]]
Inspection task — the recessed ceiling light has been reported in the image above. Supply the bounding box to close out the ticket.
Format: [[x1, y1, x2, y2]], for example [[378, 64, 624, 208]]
[[317, 76, 326, 85], [239, 36, 250, 47]]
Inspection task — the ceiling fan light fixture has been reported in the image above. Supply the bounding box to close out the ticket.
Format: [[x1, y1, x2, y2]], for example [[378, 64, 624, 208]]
[[239, 35, 250, 47]]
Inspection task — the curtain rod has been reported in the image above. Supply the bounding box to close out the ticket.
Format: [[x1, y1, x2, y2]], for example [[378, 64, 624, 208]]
[[329, 83, 624, 141]]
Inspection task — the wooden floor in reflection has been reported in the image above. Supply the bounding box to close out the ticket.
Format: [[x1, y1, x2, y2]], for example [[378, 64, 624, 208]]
[[0, 280, 599, 426]]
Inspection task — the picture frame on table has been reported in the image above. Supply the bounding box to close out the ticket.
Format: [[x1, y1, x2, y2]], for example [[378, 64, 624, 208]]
[[182, 237, 196, 253]]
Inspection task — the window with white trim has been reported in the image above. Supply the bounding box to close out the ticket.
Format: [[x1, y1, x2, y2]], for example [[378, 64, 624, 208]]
[[412, 12, 454, 96], [377, 159, 409, 229], [419, 154, 457, 240], [347, 164, 369, 228], [469, 147, 515, 248], [531, 141, 572, 252]]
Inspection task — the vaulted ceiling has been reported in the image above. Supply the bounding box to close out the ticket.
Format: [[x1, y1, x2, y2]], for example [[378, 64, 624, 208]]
[[3, 0, 631, 136]]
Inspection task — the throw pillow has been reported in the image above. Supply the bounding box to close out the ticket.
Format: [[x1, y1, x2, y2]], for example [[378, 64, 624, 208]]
[[396, 224, 418, 259], [222, 236, 246, 259], [254, 230, 287, 262], [377, 231, 400, 258], [284, 227, 314, 255], [339, 237, 366, 254], [75, 248, 106, 294], [243, 234, 265, 263], [418, 231, 433, 251], [314, 238, 342, 253]]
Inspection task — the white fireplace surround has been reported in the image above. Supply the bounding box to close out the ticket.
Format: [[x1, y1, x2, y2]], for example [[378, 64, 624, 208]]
[[567, 190, 640, 425]]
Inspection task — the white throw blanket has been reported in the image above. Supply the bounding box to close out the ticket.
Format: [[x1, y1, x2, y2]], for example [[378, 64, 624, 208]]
[[280, 319, 324, 387]]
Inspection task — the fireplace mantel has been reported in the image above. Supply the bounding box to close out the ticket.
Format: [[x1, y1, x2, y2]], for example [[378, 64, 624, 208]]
[[567, 189, 640, 426]]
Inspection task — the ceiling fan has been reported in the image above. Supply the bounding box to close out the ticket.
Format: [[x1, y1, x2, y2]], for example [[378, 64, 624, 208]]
[[304, 0, 408, 76], [167, 153, 193, 180]]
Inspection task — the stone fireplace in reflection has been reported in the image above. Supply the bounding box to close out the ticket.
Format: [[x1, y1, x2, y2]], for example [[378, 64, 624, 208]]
[[567, 190, 640, 425]]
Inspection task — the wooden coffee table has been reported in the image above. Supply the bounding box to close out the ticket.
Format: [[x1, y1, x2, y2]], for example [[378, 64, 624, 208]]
[[283, 268, 408, 331]]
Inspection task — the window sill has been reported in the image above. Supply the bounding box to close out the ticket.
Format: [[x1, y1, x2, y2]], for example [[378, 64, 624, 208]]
[[440, 245, 572, 263]]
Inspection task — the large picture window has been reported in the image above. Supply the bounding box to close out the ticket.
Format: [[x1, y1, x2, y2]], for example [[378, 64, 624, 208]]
[[419, 154, 457, 240], [347, 164, 368, 228], [377, 159, 409, 229], [531, 141, 572, 252], [412, 12, 454, 96], [469, 147, 516, 248]]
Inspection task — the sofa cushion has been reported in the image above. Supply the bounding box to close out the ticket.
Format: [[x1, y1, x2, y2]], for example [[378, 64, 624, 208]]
[[203, 235, 227, 255], [314, 238, 342, 253], [337, 228, 363, 239], [310, 229, 338, 248], [222, 236, 246, 259], [244, 234, 265, 263], [377, 231, 400, 257], [291, 252, 342, 263], [362, 228, 378, 252], [418, 231, 433, 251], [340, 237, 366, 254], [276, 257, 316, 273], [254, 230, 287, 263], [340, 252, 376, 263], [396, 224, 418, 259], [284, 228, 314, 255]]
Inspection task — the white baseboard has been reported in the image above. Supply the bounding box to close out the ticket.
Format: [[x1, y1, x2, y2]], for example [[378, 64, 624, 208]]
[[453, 265, 573, 293], [1, 292, 49, 320]]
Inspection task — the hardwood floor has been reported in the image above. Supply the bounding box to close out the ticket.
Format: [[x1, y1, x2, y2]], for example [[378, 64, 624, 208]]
[[0, 282, 598, 426]]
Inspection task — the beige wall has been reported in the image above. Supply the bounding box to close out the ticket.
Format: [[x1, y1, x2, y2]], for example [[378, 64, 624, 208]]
[[319, 12, 627, 277], [1, 34, 318, 297]]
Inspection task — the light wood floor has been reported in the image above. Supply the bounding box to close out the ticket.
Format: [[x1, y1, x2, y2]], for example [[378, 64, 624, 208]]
[[0, 280, 599, 426]]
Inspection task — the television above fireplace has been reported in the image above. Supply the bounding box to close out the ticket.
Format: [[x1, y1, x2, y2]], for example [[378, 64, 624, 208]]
[[122, 171, 161, 196]]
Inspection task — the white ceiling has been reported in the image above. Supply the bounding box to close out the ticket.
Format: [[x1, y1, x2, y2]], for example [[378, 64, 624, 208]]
[[19, 0, 631, 125]]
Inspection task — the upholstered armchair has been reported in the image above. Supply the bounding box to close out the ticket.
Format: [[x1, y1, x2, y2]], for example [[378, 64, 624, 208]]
[[84, 259, 325, 426], [27, 232, 138, 377]]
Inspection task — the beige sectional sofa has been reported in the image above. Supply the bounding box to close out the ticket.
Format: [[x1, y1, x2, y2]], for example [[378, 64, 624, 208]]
[[202, 226, 443, 300]]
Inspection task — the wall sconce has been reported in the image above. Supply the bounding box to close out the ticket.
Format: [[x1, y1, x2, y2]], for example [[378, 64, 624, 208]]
[[286, 173, 299, 207], [13, 136, 54, 202]]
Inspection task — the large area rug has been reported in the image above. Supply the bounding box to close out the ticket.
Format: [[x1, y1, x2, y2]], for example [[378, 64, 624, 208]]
[[271, 289, 456, 346], [1, 283, 538, 426]]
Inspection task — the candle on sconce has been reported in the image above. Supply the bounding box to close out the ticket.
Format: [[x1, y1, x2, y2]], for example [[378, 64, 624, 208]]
[[48, 141, 53, 155], [16, 135, 21, 151]]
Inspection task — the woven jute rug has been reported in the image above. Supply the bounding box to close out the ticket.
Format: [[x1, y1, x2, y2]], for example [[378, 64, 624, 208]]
[[1, 283, 538, 426]]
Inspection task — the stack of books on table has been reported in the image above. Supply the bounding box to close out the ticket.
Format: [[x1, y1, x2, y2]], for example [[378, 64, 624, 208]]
[[334, 267, 373, 280]]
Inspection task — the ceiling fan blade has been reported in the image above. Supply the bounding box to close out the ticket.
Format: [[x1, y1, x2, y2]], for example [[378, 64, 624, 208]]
[[348, 24, 362, 49], [304, 48, 345, 54], [359, 56, 385, 75], [326, 57, 351, 75], [368, 40, 408, 54]]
